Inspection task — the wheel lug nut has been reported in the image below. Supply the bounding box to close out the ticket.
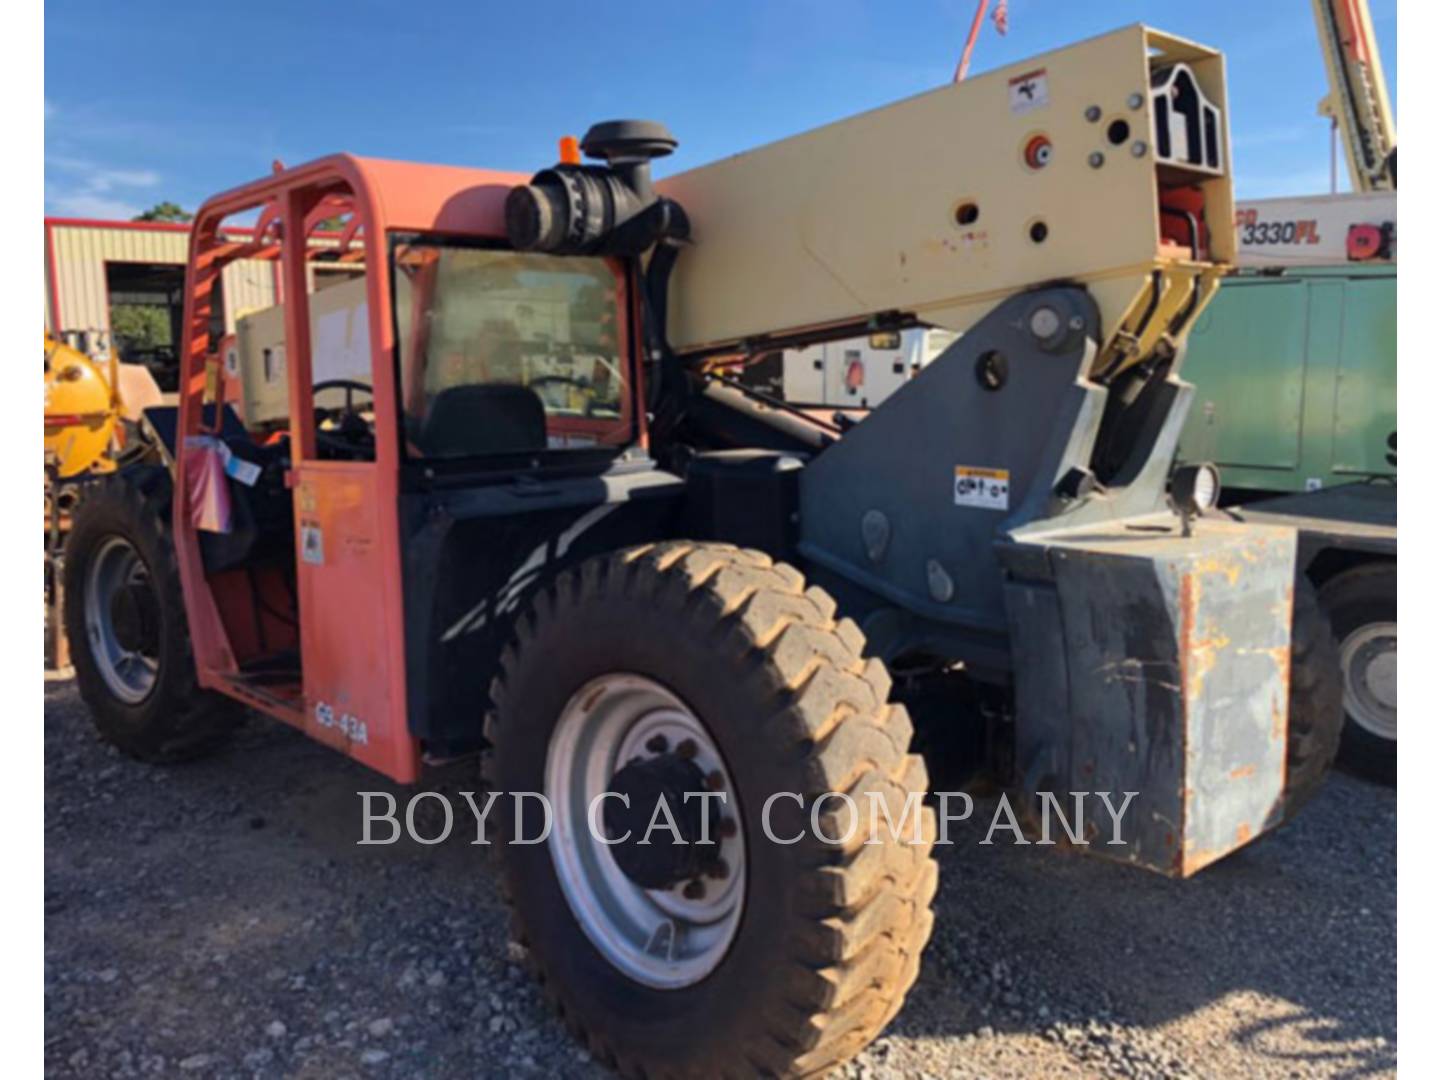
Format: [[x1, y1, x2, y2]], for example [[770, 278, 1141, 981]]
[[645, 734, 669, 754], [718, 817, 737, 839], [705, 769, 724, 790], [683, 879, 706, 900], [676, 739, 698, 760], [705, 859, 730, 881]]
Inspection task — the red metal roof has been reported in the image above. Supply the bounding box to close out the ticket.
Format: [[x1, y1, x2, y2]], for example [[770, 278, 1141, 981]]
[[44, 217, 196, 233]]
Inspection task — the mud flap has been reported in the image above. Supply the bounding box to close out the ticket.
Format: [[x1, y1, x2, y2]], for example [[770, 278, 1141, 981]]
[[999, 516, 1297, 876]]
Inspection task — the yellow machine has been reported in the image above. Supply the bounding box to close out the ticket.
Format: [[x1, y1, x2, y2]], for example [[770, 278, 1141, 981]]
[[44, 331, 164, 669], [45, 330, 125, 671], [44, 330, 166, 476], [44, 332, 125, 479]]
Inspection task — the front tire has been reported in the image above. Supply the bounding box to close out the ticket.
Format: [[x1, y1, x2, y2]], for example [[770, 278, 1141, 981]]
[[1320, 563, 1397, 785], [62, 469, 242, 762], [484, 542, 937, 1078]]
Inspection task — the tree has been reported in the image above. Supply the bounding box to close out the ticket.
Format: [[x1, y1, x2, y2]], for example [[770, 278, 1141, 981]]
[[110, 305, 172, 353], [133, 201, 192, 223]]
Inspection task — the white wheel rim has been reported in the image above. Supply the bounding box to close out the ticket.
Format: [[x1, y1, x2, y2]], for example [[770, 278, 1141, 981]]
[[545, 673, 746, 989], [1339, 621, 1397, 741], [83, 536, 160, 704]]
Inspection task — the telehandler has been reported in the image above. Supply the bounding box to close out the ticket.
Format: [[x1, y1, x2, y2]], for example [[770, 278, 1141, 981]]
[[63, 25, 1340, 1077]]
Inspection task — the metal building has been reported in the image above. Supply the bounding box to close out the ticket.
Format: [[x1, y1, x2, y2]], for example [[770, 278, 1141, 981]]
[[43, 217, 365, 394], [44, 218, 280, 339]]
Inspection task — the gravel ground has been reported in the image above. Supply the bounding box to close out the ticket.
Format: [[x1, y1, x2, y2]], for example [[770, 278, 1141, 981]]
[[44, 678, 1396, 1079]]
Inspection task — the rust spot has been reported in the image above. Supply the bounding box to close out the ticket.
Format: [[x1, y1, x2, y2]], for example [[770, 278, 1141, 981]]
[[1178, 573, 1195, 692], [1236, 822, 1253, 844], [1178, 572, 1231, 702], [1267, 642, 1292, 742], [1229, 764, 1256, 780], [1179, 844, 1229, 876], [1271, 593, 1293, 623], [1187, 627, 1231, 698], [1191, 554, 1242, 586]]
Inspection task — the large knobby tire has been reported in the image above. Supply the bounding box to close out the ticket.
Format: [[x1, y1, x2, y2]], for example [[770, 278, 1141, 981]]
[[484, 542, 937, 1079], [1283, 575, 1345, 818], [63, 469, 242, 762], [1319, 563, 1397, 785]]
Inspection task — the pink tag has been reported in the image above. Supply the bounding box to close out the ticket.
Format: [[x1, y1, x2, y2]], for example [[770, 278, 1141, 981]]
[[184, 437, 233, 533]]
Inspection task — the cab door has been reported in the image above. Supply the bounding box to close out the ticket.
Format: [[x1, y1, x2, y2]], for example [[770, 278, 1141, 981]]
[[280, 189, 419, 782]]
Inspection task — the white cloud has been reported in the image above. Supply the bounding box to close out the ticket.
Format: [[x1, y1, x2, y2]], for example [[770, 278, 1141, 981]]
[[46, 155, 159, 188], [45, 191, 145, 219], [91, 168, 161, 191], [45, 152, 162, 221]]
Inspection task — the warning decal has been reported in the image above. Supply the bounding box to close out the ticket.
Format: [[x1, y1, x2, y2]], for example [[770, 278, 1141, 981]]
[[300, 522, 325, 565], [1008, 69, 1049, 115], [954, 466, 1010, 511]]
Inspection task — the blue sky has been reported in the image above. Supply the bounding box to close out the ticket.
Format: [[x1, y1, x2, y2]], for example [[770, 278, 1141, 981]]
[[44, 0, 1397, 220]]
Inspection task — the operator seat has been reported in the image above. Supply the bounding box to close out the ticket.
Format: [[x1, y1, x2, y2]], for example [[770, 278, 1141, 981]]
[[418, 382, 549, 457]]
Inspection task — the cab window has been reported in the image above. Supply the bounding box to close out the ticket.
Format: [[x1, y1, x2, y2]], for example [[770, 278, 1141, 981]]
[[392, 239, 630, 459]]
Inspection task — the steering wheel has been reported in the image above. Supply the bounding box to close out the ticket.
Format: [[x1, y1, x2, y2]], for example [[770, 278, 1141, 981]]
[[313, 378, 373, 413], [312, 378, 375, 459]]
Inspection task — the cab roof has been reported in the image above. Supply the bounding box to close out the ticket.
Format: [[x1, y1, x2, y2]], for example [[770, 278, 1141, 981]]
[[193, 153, 530, 240]]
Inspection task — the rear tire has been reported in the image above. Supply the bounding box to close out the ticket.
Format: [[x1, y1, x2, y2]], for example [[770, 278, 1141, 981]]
[[63, 469, 242, 762], [484, 542, 937, 1078], [1319, 563, 1397, 785], [1283, 576, 1345, 818]]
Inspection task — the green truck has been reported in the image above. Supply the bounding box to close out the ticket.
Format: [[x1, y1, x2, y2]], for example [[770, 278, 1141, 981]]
[[1179, 264, 1396, 783]]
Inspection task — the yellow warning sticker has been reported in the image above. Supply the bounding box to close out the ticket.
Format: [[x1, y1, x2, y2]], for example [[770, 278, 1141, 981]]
[[954, 466, 1010, 510]]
